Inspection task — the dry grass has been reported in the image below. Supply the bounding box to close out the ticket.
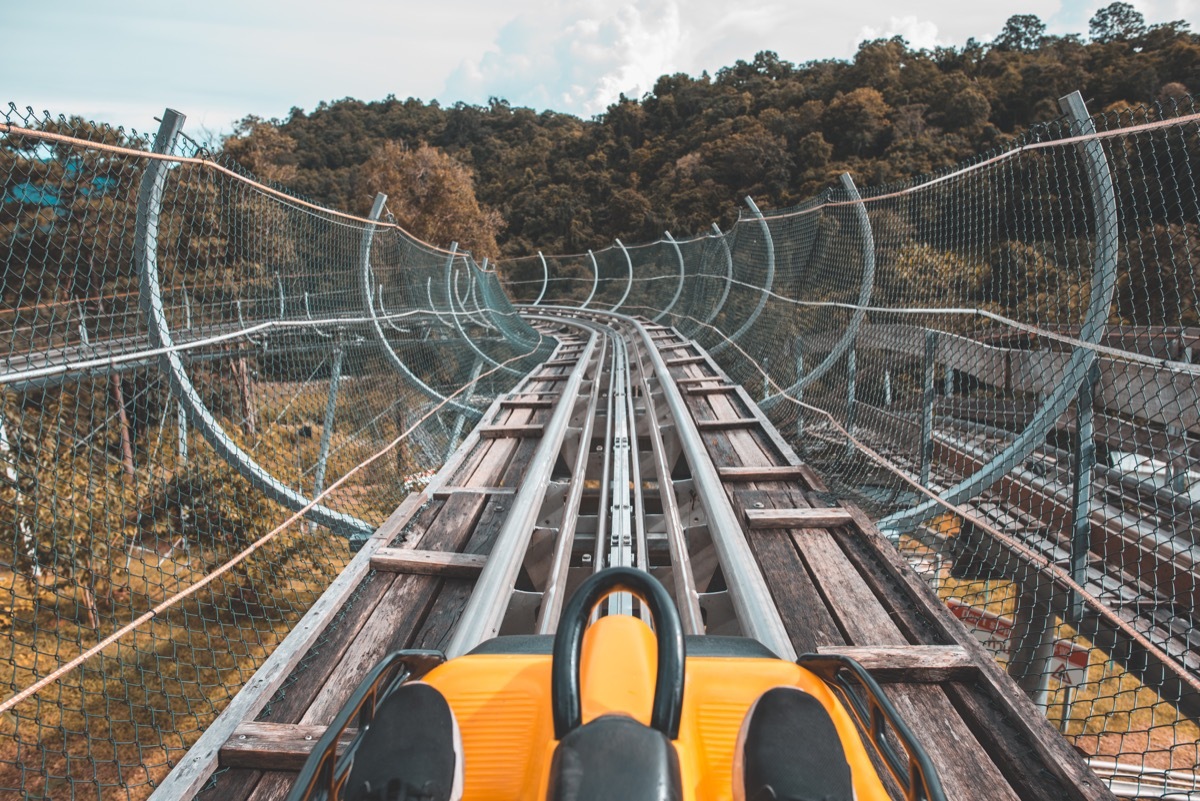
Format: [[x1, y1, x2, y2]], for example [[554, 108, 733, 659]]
[[903, 515, 1200, 777]]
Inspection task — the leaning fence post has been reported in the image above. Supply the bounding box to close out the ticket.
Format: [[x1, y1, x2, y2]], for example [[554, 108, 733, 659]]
[[920, 330, 938, 488], [75, 301, 89, 347], [449, 358, 484, 460], [611, 239, 634, 312], [136, 108, 372, 540], [1069, 359, 1099, 622], [581, 250, 600, 310]]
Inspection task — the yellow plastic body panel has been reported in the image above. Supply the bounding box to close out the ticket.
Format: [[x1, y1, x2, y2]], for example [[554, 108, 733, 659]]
[[422, 615, 889, 801]]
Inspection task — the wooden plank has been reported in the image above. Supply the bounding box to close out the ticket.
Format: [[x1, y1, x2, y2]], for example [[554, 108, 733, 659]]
[[731, 491, 844, 653], [940, 682, 1091, 801], [411, 497, 510, 652], [666, 355, 707, 366], [718, 465, 808, 482], [430, 486, 518, 499], [499, 398, 555, 409], [684, 384, 739, 395], [528, 373, 570, 382], [478, 424, 544, 439], [745, 508, 854, 529], [194, 766, 264, 801], [675, 375, 722, 384], [300, 492, 489, 725], [370, 548, 488, 577], [542, 358, 578, 366], [241, 771, 302, 801], [814, 645, 976, 682], [832, 504, 1115, 801], [695, 417, 759, 431], [888, 683, 1022, 801], [220, 722, 355, 771]]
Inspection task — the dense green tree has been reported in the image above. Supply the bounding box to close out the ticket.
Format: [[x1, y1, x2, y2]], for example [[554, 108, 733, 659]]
[[994, 14, 1048, 52], [1090, 2, 1147, 43], [214, 15, 1199, 258]]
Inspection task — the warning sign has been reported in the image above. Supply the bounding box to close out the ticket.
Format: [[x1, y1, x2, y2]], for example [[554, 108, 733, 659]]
[[1050, 639, 1090, 687], [946, 600, 1089, 686]]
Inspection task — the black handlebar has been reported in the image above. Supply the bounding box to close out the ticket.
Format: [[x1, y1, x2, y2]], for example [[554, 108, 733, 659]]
[[550, 567, 686, 740]]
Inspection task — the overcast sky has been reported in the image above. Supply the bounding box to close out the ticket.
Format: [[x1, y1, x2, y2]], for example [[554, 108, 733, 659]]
[[4, 0, 1197, 137]]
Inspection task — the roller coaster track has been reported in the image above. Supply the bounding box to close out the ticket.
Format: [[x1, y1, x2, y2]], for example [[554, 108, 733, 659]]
[[154, 310, 1116, 801], [7, 93, 1200, 801]]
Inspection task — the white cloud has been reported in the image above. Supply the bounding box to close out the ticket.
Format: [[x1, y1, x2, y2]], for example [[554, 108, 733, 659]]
[[445, 0, 688, 116], [858, 16, 944, 51], [7, 0, 1193, 131], [443, 1, 1081, 116]]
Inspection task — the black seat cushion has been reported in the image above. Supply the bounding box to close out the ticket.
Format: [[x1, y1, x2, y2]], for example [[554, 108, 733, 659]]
[[344, 682, 461, 801], [736, 687, 854, 801], [547, 714, 682, 801]]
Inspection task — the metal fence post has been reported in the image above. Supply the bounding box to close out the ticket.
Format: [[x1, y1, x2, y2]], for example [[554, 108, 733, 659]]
[[581, 250, 599, 309], [312, 338, 345, 502], [176, 400, 188, 465], [920, 330, 938, 488], [711, 196, 775, 354], [652, 232, 686, 324], [610, 239, 634, 312], [135, 108, 373, 540], [448, 359, 484, 460], [533, 251, 549, 306], [702, 222, 733, 328], [1069, 360, 1099, 622], [879, 90, 1118, 536], [845, 348, 857, 450], [761, 173, 874, 408], [794, 340, 804, 438], [360, 195, 481, 419]]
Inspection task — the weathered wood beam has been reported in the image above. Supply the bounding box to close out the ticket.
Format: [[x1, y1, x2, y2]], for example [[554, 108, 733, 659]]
[[370, 548, 488, 577], [815, 645, 976, 682], [220, 722, 354, 771], [744, 508, 854, 529]]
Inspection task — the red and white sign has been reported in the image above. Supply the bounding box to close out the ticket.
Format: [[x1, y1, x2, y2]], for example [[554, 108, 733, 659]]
[[946, 600, 1089, 686]]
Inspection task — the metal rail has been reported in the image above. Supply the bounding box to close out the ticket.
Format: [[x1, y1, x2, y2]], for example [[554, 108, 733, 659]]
[[533, 305, 796, 659], [138, 110, 373, 540], [445, 327, 600, 656]]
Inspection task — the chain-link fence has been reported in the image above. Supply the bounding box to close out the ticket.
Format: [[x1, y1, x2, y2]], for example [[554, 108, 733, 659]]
[[504, 90, 1200, 798], [0, 103, 552, 799]]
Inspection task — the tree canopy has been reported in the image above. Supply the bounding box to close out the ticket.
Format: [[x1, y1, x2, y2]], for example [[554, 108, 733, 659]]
[[219, 5, 1199, 258]]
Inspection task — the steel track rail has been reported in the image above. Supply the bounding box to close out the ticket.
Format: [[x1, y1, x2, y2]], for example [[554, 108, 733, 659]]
[[533, 306, 796, 659], [445, 325, 600, 656]]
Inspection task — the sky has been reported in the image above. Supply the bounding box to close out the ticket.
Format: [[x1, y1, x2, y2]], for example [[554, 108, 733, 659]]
[[3, 0, 1197, 139]]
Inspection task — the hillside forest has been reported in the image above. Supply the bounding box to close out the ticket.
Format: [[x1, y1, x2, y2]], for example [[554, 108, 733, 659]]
[[221, 5, 1200, 261]]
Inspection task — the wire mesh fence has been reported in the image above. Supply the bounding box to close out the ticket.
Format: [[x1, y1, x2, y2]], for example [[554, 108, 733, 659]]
[[505, 91, 1200, 797], [0, 103, 552, 799]]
